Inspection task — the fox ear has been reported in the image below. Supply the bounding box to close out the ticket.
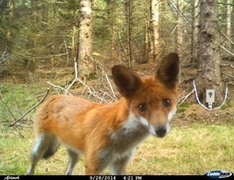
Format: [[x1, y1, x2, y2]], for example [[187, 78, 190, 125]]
[[112, 65, 142, 97], [155, 53, 180, 88]]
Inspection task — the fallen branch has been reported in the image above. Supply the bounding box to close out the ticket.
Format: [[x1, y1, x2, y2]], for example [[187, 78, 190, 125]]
[[76, 77, 101, 100], [222, 72, 234, 79], [220, 31, 234, 45], [10, 131, 25, 138], [178, 89, 195, 106], [9, 88, 50, 127], [227, 82, 234, 86], [220, 45, 234, 57], [47, 81, 71, 95], [99, 89, 116, 103], [0, 93, 16, 121], [105, 73, 117, 101], [221, 63, 234, 69], [64, 61, 78, 94], [46, 61, 117, 103]]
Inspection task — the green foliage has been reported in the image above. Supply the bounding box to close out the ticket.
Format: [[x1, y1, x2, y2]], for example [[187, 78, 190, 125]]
[[1, 0, 79, 75], [0, 132, 31, 175], [219, 100, 232, 110], [85, 72, 98, 80], [178, 102, 191, 113], [0, 0, 233, 83]]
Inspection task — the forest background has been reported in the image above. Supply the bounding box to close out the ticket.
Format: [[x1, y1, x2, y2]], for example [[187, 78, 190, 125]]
[[0, 0, 234, 175]]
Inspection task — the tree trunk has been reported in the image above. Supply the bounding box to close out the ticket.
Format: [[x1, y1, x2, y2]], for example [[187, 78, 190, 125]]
[[78, 0, 95, 80], [144, 17, 150, 64], [226, 0, 231, 50], [195, 0, 225, 107], [110, 0, 117, 62], [7, 0, 14, 48], [176, 0, 183, 54], [191, 0, 200, 63], [72, 25, 78, 65], [149, 0, 160, 62], [125, 0, 133, 68]]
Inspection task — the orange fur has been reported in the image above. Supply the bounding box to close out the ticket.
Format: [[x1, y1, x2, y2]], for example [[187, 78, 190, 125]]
[[26, 53, 180, 175]]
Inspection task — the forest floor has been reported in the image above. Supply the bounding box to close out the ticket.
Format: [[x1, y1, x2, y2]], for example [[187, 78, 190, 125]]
[[1, 60, 234, 127], [1, 61, 234, 175]]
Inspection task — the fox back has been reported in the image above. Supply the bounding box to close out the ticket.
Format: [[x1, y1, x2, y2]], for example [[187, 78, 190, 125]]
[[26, 53, 180, 175]]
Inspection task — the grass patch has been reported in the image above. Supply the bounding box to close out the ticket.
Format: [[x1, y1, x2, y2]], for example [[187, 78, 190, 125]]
[[1, 124, 233, 175], [178, 102, 191, 113], [0, 131, 31, 174], [1, 83, 233, 175], [0, 83, 49, 129], [131, 124, 234, 175]]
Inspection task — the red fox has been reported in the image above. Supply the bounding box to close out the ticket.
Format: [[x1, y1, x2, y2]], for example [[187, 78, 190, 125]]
[[26, 53, 180, 175]]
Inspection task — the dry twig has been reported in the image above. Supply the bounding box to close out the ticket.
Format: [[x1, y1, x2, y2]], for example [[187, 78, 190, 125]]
[[222, 72, 234, 79], [10, 131, 25, 138], [105, 74, 117, 100], [9, 88, 50, 127], [0, 92, 16, 121], [178, 89, 195, 106], [220, 45, 234, 57], [46, 60, 118, 103], [221, 63, 234, 69], [47, 81, 71, 95]]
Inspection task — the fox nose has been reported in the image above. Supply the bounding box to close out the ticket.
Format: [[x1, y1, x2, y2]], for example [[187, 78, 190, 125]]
[[155, 126, 167, 138]]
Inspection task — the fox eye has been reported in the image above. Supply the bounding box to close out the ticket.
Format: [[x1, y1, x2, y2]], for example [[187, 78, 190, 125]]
[[138, 103, 147, 112], [162, 99, 170, 107]]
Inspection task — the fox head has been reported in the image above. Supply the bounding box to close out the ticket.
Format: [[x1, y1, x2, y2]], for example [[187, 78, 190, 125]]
[[112, 53, 180, 138]]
